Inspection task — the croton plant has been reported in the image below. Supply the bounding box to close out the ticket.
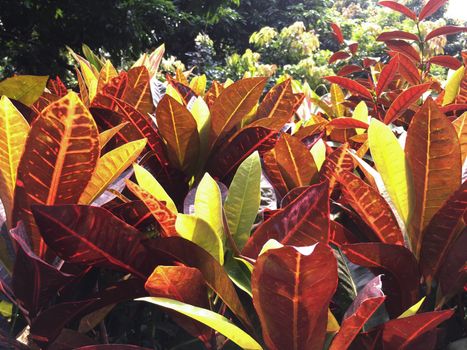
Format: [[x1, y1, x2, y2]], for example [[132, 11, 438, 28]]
[[0, 0, 466, 349]]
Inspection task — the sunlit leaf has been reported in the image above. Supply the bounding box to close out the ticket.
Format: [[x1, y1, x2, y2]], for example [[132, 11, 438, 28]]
[[331, 83, 345, 117], [0, 96, 29, 226], [310, 139, 326, 171], [79, 139, 147, 204], [443, 66, 465, 106], [0, 75, 48, 106], [98, 122, 128, 150], [189, 75, 207, 95], [398, 297, 426, 318], [368, 119, 412, 225], [353, 101, 368, 135]]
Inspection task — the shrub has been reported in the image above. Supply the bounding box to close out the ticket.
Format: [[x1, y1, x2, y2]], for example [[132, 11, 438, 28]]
[[0, 1, 466, 349]]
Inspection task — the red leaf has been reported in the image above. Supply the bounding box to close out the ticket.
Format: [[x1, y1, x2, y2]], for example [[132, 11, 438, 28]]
[[396, 52, 421, 85], [252, 243, 337, 350], [167, 78, 198, 106], [324, 76, 373, 99], [242, 182, 330, 258], [378, 1, 417, 20], [329, 51, 351, 64], [426, 25, 467, 41], [337, 171, 405, 245], [32, 205, 155, 279], [383, 83, 431, 124], [319, 143, 354, 193], [349, 42, 359, 55], [418, 0, 449, 21], [262, 149, 289, 197], [438, 232, 467, 301], [382, 310, 454, 350], [376, 56, 400, 96], [329, 276, 385, 350], [206, 126, 279, 180], [122, 66, 154, 114], [385, 40, 420, 62], [145, 266, 212, 348], [337, 65, 363, 76], [342, 242, 420, 315], [376, 31, 419, 42], [75, 346, 152, 350], [441, 104, 467, 113], [419, 181, 466, 283], [327, 118, 370, 130], [109, 200, 156, 231], [331, 23, 344, 44], [144, 237, 253, 331], [47, 76, 67, 97], [429, 55, 463, 70]]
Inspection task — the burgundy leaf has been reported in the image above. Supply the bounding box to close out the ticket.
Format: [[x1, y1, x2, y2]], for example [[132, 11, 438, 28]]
[[382, 310, 454, 350], [349, 42, 359, 55], [396, 52, 421, 85], [418, 0, 449, 21], [327, 118, 370, 130], [425, 25, 467, 41], [429, 55, 463, 70], [342, 242, 420, 316], [109, 200, 156, 231], [378, 1, 417, 20], [319, 143, 354, 193], [242, 181, 330, 259], [329, 276, 386, 350], [47, 76, 68, 97], [324, 76, 373, 99], [32, 205, 158, 279], [331, 23, 344, 44], [385, 40, 420, 62], [252, 243, 338, 350], [337, 65, 363, 76]]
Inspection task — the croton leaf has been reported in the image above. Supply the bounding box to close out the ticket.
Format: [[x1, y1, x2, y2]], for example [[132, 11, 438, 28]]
[[342, 242, 420, 316], [453, 112, 467, 162], [330, 23, 344, 44], [79, 139, 147, 204], [256, 79, 298, 122], [337, 171, 404, 245], [378, 1, 417, 20], [97, 122, 128, 150], [32, 204, 157, 279], [376, 31, 419, 42], [122, 66, 154, 115], [242, 181, 330, 258], [47, 76, 68, 97], [428, 55, 462, 70], [443, 66, 465, 106], [405, 98, 461, 256], [319, 143, 354, 193], [329, 275, 386, 350], [144, 266, 213, 348], [209, 77, 267, 148], [12, 92, 100, 256], [425, 25, 467, 41], [331, 83, 346, 117], [96, 60, 118, 95], [385, 40, 420, 62], [109, 200, 156, 231], [0, 96, 29, 227], [375, 55, 399, 97], [418, 0, 449, 21], [324, 76, 373, 100], [155, 94, 200, 172], [252, 243, 337, 350], [0, 75, 48, 107], [382, 310, 454, 350], [383, 83, 431, 124]]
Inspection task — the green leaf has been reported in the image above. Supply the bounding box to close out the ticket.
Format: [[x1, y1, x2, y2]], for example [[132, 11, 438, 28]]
[[0, 75, 48, 106], [443, 66, 464, 106], [310, 139, 326, 171], [353, 101, 368, 135], [194, 173, 224, 243], [175, 214, 224, 264], [138, 297, 263, 350], [224, 253, 253, 296], [368, 119, 412, 225], [0, 300, 13, 318], [224, 152, 261, 250]]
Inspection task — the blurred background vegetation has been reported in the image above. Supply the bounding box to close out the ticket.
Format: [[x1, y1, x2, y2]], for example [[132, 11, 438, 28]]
[[1, 0, 465, 88]]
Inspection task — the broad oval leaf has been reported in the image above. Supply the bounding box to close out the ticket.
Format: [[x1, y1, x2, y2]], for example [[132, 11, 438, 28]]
[[443, 66, 465, 106], [122, 66, 154, 115], [210, 77, 267, 147], [337, 171, 404, 245], [368, 119, 412, 225], [13, 92, 100, 255], [79, 139, 147, 204], [256, 79, 298, 122], [453, 112, 467, 162], [139, 297, 262, 350], [98, 122, 128, 149], [224, 151, 261, 251], [428, 55, 462, 70], [405, 98, 461, 256], [156, 95, 200, 171], [252, 243, 337, 350], [0, 75, 48, 106], [319, 143, 354, 193], [0, 96, 29, 226], [324, 76, 372, 100]]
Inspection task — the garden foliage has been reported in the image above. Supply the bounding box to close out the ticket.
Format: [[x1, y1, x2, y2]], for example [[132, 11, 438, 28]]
[[0, 0, 466, 349]]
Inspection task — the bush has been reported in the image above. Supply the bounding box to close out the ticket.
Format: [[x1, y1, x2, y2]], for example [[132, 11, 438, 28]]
[[0, 1, 466, 349]]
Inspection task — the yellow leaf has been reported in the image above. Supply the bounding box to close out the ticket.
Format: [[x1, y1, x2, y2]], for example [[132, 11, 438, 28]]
[[175, 213, 224, 264], [189, 74, 207, 95], [97, 60, 118, 93], [353, 101, 368, 135], [327, 309, 340, 333], [98, 122, 128, 150], [398, 297, 426, 318], [165, 84, 184, 105], [368, 119, 412, 225], [190, 96, 211, 169], [194, 173, 224, 243], [453, 112, 467, 163], [224, 78, 234, 88], [310, 138, 326, 171], [133, 163, 177, 213], [443, 66, 465, 106], [79, 139, 147, 204], [0, 96, 29, 226], [331, 83, 345, 117]]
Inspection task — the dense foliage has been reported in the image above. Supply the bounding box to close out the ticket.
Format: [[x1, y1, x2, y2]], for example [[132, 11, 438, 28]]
[[0, 0, 466, 349]]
